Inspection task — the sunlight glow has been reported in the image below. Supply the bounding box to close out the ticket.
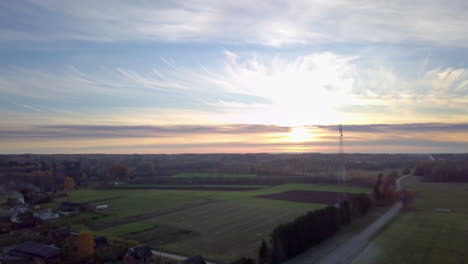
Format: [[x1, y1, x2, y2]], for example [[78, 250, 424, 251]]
[[214, 52, 361, 126], [286, 126, 314, 142]]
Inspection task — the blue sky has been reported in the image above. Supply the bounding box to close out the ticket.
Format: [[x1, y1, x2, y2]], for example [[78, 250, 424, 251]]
[[1, 0, 468, 153]]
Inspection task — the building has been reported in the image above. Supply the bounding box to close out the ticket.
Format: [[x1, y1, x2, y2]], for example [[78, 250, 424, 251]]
[[47, 228, 71, 242], [181, 256, 207, 264], [123, 244, 153, 264], [2, 241, 61, 264], [94, 236, 109, 251], [9, 205, 30, 223], [96, 204, 108, 210], [34, 209, 60, 221]]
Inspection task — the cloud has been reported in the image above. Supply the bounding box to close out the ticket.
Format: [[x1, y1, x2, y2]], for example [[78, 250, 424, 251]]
[[316, 123, 468, 133], [1, 1, 468, 47], [0, 66, 192, 99], [0, 124, 290, 139], [2, 51, 468, 126], [192, 51, 468, 124], [1, 123, 468, 154]]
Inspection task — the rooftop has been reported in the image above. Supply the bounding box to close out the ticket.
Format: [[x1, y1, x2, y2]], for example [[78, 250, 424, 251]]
[[5, 241, 61, 259], [128, 244, 152, 260]]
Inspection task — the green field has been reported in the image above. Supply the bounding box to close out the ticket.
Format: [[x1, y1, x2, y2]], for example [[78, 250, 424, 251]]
[[114, 184, 268, 188], [352, 178, 468, 264], [173, 172, 256, 178], [56, 183, 369, 263], [112, 184, 268, 190]]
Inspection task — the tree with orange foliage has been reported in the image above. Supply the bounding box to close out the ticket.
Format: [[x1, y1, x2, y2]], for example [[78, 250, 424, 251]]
[[64, 176, 75, 191], [76, 231, 95, 258], [373, 172, 398, 203]]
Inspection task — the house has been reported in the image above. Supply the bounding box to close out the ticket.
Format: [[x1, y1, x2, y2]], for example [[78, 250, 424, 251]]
[[34, 209, 60, 221], [47, 228, 71, 242], [58, 208, 79, 216], [94, 236, 109, 251], [123, 244, 153, 264], [2, 241, 61, 264], [9, 205, 30, 223], [181, 256, 207, 264], [9, 206, 29, 215], [96, 204, 108, 210], [7, 192, 25, 206]]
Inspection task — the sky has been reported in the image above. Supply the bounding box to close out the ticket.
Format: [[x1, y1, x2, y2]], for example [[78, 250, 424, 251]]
[[1, 0, 468, 154]]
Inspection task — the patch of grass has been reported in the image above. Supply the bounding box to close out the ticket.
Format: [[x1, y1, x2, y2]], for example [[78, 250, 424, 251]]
[[353, 179, 468, 264], [96, 221, 155, 237], [173, 173, 256, 178], [60, 189, 215, 219], [115, 184, 268, 188], [0, 235, 19, 247], [123, 224, 197, 247]]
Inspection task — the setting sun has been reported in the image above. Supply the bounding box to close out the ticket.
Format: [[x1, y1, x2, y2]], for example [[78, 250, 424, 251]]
[[287, 126, 314, 142]]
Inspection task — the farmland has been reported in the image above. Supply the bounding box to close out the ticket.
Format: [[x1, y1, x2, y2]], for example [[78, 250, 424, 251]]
[[173, 173, 256, 178], [257, 190, 354, 204], [352, 178, 468, 264], [55, 183, 370, 263], [110, 184, 265, 191]]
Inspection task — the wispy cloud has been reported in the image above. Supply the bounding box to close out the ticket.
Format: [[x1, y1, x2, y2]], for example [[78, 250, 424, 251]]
[[0, 124, 289, 139], [1, 1, 468, 47], [2, 51, 468, 126]]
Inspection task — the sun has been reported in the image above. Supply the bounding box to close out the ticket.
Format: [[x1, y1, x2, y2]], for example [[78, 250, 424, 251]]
[[287, 126, 313, 142]]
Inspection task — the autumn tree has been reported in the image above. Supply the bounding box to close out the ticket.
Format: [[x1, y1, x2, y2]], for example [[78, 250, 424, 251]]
[[109, 165, 129, 180], [77, 231, 95, 258], [373, 172, 397, 203], [64, 176, 75, 192]]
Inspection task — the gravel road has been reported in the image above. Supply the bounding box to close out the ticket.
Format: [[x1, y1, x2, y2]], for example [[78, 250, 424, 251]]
[[313, 175, 409, 264]]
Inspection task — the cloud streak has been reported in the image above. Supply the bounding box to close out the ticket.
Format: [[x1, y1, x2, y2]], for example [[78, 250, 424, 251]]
[[0, 124, 290, 139], [1, 1, 468, 47]]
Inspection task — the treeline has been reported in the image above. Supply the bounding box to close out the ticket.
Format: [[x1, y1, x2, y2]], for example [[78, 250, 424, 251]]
[[268, 194, 372, 263], [0, 153, 424, 182], [414, 160, 468, 182], [231, 193, 373, 264]]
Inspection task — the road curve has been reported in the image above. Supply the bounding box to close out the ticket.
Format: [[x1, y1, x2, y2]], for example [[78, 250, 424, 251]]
[[396, 174, 411, 191]]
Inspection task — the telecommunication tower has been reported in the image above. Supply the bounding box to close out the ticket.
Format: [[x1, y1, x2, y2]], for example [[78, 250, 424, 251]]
[[335, 124, 346, 208], [337, 124, 346, 182]]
